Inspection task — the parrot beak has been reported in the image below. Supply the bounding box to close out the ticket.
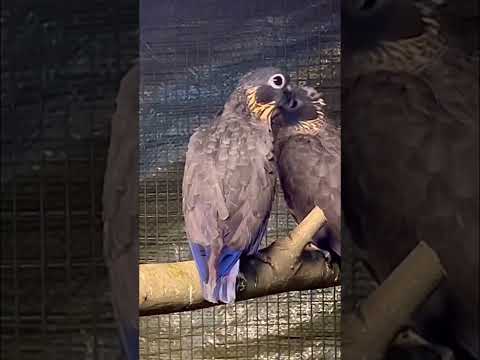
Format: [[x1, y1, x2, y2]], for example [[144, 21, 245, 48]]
[[277, 86, 302, 112], [269, 86, 299, 126], [246, 84, 301, 124]]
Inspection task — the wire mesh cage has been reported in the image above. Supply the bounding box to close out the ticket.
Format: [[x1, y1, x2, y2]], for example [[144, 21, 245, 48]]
[[139, 1, 341, 359], [1, 2, 137, 359]]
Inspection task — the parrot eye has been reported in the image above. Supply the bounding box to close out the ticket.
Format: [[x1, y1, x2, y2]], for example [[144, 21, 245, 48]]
[[268, 74, 286, 89]]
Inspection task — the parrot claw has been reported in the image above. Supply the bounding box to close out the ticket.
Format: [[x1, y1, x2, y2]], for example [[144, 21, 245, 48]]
[[321, 250, 332, 264], [236, 272, 248, 293], [305, 242, 332, 264]]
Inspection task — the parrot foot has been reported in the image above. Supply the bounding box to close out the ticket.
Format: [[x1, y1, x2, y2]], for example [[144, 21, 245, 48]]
[[320, 250, 332, 264], [305, 242, 332, 264], [236, 272, 248, 293]]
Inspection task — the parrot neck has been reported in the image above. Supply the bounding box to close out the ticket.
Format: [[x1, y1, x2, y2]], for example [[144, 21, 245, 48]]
[[223, 90, 276, 132], [293, 117, 326, 136], [246, 87, 277, 124], [224, 91, 256, 119], [273, 116, 339, 159], [273, 116, 326, 148], [273, 96, 329, 140], [344, 14, 447, 81]]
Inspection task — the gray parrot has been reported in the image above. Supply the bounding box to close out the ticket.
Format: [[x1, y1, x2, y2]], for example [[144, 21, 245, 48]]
[[342, 0, 478, 358], [271, 85, 341, 263], [183, 67, 296, 304]]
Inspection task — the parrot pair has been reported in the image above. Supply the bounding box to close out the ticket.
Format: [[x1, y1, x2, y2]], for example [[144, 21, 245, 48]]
[[182, 67, 340, 304]]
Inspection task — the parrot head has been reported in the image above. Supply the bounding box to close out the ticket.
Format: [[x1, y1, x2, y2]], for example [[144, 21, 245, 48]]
[[228, 67, 297, 125], [271, 85, 328, 138]]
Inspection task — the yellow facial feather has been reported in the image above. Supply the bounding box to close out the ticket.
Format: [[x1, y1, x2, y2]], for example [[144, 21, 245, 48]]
[[293, 98, 328, 136], [246, 87, 276, 123]]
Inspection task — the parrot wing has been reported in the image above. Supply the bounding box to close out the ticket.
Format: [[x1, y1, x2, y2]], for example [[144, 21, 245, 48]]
[[277, 128, 341, 256], [183, 121, 275, 303]]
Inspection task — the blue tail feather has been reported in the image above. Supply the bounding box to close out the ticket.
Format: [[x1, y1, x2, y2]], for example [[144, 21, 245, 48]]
[[218, 260, 240, 304], [189, 242, 242, 303], [119, 322, 138, 360], [217, 246, 242, 277], [189, 242, 211, 283]]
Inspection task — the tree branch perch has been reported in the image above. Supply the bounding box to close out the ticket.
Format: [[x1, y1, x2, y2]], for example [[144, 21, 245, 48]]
[[139, 206, 341, 316], [343, 241, 447, 359]]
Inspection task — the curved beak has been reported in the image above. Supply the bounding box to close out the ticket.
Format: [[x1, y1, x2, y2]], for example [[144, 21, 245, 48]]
[[277, 86, 299, 112], [246, 85, 298, 124]]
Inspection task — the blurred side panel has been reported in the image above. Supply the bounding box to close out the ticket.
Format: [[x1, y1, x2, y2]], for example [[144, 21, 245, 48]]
[[341, 0, 478, 359], [1, 1, 138, 359]]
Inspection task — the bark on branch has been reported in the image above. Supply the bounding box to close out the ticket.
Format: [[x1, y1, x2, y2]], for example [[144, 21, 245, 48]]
[[139, 206, 341, 316], [342, 241, 447, 360]]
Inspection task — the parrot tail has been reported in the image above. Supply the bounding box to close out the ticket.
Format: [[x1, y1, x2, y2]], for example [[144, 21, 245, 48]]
[[118, 322, 139, 360], [205, 260, 240, 304], [189, 243, 242, 304]]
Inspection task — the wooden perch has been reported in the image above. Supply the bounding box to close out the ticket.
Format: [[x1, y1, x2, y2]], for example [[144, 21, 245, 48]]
[[139, 206, 341, 316], [342, 241, 447, 360]]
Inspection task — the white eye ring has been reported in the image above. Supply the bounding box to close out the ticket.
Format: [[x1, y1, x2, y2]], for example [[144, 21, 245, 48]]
[[268, 74, 286, 89]]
